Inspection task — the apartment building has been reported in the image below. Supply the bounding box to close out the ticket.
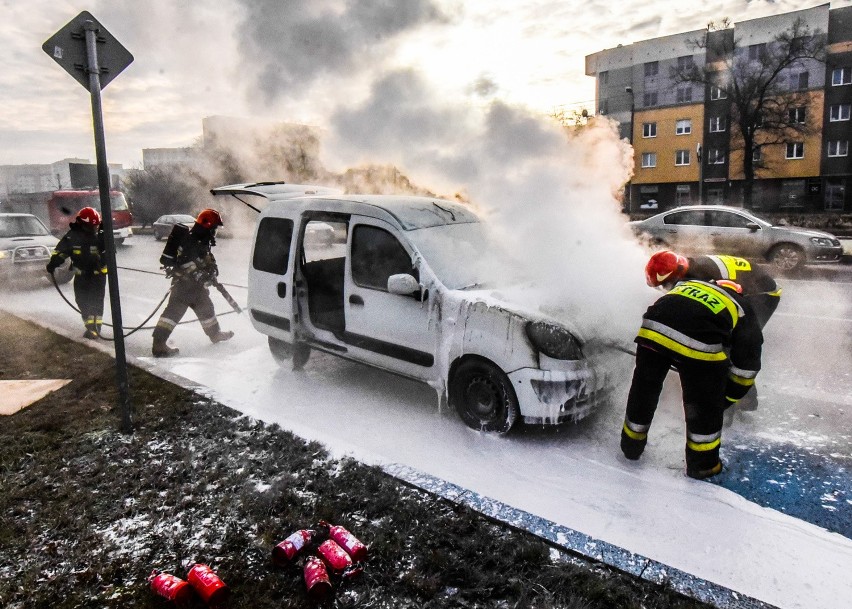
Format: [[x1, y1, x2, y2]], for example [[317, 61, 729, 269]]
[[585, 3, 852, 214]]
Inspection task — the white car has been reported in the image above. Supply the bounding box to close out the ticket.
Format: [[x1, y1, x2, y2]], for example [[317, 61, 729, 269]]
[[0, 213, 72, 286], [212, 184, 616, 433]]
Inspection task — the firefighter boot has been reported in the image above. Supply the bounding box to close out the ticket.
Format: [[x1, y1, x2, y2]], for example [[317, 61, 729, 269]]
[[152, 339, 180, 358], [686, 461, 723, 480], [83, 316, 98, 340], [620, 428, 647, 460], [210, 330, 234, 344]]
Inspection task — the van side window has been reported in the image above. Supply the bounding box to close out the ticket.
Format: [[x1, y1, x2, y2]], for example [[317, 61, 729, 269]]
[[351, 225, 417, 291], [253, 217, 293, 274]]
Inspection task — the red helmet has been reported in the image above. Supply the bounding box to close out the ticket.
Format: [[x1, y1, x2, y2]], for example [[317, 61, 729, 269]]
[[645, 250, 689, 287], [76, 207, 102, 226], [196, 209, 223, 229]]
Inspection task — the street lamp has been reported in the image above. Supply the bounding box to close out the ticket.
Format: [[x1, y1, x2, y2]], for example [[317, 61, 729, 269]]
[[696, 142, 704, 205]]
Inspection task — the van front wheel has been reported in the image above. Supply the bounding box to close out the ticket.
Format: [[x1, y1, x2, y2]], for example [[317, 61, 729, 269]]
[[450, 359, 519, 434]]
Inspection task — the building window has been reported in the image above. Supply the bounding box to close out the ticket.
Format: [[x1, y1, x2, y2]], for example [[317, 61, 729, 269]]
[[786, 142, 804, 159], [830, 104, 851, 121], [676, 86, 693, 103], [788, 107, 806, 123], [642, 122, 657, 138], [677, 55, 694, 69], [752, 146, 762, 163], [832, 67, 851, 86], [710, 85, 728, 100], [825, 179, 846, 211], [675, 119, 692, 135], [641, 152, 657, 168], [793, 72, 810, 90], [643, 91, 658, 106], [710, 149, 726, 164], [644, 61, 659, 77], [748, 43, 766, 60], [599, 71, 609, 85], [709, 116, 726, 132], [675, 150, 690, 165], [828, 140, 849, 157], [676, 184, 692, 205], [599, 99, 609, 115]]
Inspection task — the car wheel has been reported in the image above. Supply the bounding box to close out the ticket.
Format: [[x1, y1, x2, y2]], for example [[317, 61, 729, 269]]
[[450, 358, 519, 434], [154, 232, 163, 241], [115, 238, 125, 246], [769, 243, 805, 272], [268, 336, 294, 365]]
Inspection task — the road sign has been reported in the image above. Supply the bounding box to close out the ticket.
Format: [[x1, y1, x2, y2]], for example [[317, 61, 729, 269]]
[[42, 11, 133, 90]]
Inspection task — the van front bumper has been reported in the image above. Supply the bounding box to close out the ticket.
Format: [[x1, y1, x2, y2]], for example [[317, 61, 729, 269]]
[[508, 362, 613, 425]]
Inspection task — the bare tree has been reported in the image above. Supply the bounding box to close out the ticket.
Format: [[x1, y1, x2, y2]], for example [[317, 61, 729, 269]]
[[123, 166, 199, 226], [672, 17, 825, 208]]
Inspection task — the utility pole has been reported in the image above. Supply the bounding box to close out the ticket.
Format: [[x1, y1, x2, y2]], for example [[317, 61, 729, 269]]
[[697, 142, 704, 205], [625, 86, 635, 212]]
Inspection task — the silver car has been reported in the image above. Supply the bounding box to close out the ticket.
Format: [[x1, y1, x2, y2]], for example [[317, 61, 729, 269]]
[[0, 213, 72, 285], [152, 214, 196, 240], [629, 205, 843, 271]]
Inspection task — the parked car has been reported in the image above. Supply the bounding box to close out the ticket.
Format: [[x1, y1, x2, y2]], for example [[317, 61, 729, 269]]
[[629, 205, 843, 271], [152, 214, 196, 240], [0, 213, 72, 285], [211, 183, 616, 434]]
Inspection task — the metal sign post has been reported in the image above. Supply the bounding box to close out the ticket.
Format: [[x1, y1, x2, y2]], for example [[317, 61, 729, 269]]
[[43, 12, 134, 433]]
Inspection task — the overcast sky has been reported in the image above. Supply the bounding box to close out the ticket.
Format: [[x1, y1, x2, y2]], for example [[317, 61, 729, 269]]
[[2, 0, 850, 169]]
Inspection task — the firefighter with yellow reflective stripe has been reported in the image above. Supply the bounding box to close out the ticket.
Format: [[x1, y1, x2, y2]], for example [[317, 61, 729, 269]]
[[45, 207, 107, 340], [645, 251, 781, 329], [621, 278, 763, 479]]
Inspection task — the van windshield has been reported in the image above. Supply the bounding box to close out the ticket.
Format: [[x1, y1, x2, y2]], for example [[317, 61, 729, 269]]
[[407, 222, 522, 290]]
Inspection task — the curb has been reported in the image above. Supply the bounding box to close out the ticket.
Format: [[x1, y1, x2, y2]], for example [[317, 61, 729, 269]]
[[383, 464, 779, 609]]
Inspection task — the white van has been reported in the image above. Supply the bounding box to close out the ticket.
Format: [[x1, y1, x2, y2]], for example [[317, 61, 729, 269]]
[[212, 183, 616, 433]]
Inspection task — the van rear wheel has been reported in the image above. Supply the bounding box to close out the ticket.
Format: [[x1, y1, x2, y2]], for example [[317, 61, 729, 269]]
[[450, 359, 519, 434], [268, 336, 294, 365]]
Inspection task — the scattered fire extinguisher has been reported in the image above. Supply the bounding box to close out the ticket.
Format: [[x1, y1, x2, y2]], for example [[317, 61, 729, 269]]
[[149, 571, 194, 605], [323, 521, 368, 562], [272, 529, 315, 566], [303, 556, 332, 600], [187, 563, 230, 606], [316, 539, 353, 573]]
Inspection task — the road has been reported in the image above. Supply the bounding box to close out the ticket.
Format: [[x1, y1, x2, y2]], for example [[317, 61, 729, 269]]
[[2, 234, 851, 609]]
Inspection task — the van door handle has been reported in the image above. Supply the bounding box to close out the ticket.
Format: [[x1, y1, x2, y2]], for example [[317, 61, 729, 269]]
[[349, 294, 364, 306], [277, 282, 287, 298]]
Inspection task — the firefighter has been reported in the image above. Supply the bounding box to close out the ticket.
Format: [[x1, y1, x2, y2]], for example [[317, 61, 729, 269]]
[[46, 207, 107, 339], [620, 278, 763, 479], [151, 209, 233, 357], [644, 250, 781, 329]]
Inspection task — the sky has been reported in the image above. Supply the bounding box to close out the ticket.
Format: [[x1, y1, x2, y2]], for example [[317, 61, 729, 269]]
[[3, 0, 852, 171]]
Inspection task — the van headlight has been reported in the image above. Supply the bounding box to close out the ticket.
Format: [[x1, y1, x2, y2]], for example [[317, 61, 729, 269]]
[[525, 321, 583, 360]]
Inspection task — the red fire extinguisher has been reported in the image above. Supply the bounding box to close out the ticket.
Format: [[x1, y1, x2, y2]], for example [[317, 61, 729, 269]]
[[272, 529, 315, 565], [187, 564, 230, 606], [316, 539, 353, 573], [303, 556, 332, 600], [149, 571, 193, 605], [327, 523, 368, 562]]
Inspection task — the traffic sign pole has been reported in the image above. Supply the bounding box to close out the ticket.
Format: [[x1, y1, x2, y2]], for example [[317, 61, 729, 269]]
[[83, 20, 133, 434]]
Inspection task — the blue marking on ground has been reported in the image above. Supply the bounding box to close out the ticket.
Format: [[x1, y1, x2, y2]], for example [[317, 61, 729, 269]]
[[714, 443, 851, 539]]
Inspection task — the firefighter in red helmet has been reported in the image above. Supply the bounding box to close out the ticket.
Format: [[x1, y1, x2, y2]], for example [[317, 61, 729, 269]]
[[152, 209, 233, 357], [46, 207, 108, 339], [645, 250, 781, 329], [621, 277, 763, 479]]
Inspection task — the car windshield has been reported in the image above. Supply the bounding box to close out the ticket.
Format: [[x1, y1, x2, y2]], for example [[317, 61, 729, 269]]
[[0, 216, 50, 237], [406, 222, 521, 290], [69, 193, 129, 212]]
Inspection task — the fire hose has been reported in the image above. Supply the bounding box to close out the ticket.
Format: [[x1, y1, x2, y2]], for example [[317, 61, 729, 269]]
[[48, 265, 245, 340]]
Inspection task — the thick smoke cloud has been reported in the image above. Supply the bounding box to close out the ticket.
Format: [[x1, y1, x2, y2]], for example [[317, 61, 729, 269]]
[[233, 0, 450, 103]]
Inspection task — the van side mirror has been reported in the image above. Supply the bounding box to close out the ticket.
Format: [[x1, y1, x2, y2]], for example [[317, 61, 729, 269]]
[[746, 222, 760, 232], [388, 273, 420, 295]]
